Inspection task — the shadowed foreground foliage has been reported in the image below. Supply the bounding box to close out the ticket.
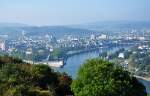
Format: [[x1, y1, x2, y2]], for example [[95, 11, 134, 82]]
[[71, 58, 147, 96], [0, 56, 72, 96], [0, 56, 147, 96]]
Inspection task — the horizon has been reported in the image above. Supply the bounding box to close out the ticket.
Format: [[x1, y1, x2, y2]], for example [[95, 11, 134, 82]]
[[0, 0, 150, 26], [1, 20, 150, 27]]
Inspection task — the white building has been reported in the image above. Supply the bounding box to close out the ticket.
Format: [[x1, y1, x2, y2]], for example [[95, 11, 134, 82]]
[[118, 53, 124, 58], [137, 37, 145, 41], [98, 34, 107, 40], [0, 40, 5, 50]]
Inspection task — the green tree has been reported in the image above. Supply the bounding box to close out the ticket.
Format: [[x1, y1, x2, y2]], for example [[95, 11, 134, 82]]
[[0, 56, 72, 96], [50, 48, 65, 59], [71, 58, 147, 96]]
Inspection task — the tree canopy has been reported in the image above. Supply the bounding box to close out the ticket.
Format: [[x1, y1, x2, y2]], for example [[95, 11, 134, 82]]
[[0, 56, 72, 96], [71, 58, 147, 96]]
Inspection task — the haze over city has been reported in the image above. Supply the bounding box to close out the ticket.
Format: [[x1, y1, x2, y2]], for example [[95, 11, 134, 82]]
[[0, 0, 150, 25]]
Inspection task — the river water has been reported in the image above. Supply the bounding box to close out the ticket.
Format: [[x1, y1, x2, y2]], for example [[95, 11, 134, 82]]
[[55, 46, 121, 77], [54, 46, 150, 93]]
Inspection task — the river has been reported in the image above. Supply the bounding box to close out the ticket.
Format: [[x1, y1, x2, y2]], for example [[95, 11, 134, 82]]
[[55, 46, 122, 77], [54, 46, 150, 93]]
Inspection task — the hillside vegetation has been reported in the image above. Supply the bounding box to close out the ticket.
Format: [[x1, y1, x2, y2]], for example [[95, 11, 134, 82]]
[[0, 56, 72, 96], [0, 56, 147, 96]]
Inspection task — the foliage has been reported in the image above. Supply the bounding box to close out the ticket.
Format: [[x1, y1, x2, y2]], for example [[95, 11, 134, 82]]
[[106, 46, 150, 77], [50, 48, 65, 59], [0, 56, 72, 96], [32, 48, 50, 61], [0, 55, 22, 66], [71, 58, 147, 96]]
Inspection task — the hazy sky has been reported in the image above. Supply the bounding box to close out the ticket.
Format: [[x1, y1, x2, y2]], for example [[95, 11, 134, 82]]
[[0, 0, 150, 25]]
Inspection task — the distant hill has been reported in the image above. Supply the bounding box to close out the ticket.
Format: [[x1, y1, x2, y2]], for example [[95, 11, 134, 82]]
[[0, 25, 99, 39], [1, 21, 150, 39], [0, 23, 28, 27], [70, 21, 150, 34], [23, 26, 99, 38]]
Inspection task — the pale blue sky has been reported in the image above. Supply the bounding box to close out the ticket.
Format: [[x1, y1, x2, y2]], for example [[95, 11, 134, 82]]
[[0, 0, 150, 25]]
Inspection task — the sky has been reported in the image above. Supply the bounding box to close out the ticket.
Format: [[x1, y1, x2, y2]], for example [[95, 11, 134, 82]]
[[0, 0, 150, 26]]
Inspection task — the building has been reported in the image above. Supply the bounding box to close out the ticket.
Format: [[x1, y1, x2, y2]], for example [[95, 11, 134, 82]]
[[0, 40, 5, 50], [118, 53, 124, 58], [97, 34, 107, 40]]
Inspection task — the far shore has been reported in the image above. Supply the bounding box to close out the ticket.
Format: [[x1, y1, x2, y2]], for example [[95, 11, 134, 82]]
[[135, 75, 150, 82]]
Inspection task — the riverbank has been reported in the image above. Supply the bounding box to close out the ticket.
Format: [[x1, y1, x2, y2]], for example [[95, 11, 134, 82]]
[[54, 45, 150, 93], [65, 45, 131, 59], [135, 75, 150, 82], [135, 76, 150, 94], [23, 59, 65, 67], [66, 46, 108, 57]]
